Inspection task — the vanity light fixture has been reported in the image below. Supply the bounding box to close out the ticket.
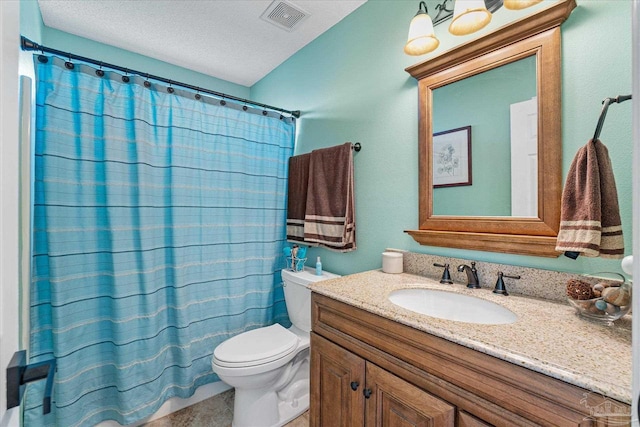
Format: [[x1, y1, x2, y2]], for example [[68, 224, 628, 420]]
[[449, 0, 492, 36], [404, 1, 440, 56], [503, 0, 543, 10], [403, 0, 542, 56]]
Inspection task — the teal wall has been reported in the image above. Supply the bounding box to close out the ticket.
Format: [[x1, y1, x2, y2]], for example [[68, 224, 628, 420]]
[[20, 0, 43, 43], [20, 0, 633, 278], [19, 0, 249, 99], [251, 0, 633, 277]]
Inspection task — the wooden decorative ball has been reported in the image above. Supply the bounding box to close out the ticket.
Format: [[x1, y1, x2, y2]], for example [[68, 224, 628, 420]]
[[566, 279, 594, 300]]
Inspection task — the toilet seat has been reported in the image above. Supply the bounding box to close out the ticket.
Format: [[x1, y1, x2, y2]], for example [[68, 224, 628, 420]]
[[214, 324, 299, 368]]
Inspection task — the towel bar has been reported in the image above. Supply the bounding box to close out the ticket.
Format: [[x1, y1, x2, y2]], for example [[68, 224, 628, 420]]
[[6, 350, 56, 414]]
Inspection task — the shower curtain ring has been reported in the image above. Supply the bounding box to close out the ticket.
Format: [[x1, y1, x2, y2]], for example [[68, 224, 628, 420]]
[[167, 81, 174, 94], [122, 69, 130, 83], [220, 97, 226, 106], [96, 62, 105, 77], [195, 88, 202, 100], [38, 47, 47, 63], [65, 53, 74, 70], [144, 74, 151, 88]]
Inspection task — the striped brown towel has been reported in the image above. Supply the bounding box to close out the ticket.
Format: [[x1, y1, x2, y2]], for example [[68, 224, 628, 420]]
[[286, 153, 311, 243], [555, 139, 624, 258], [303, 143, 356, 252]]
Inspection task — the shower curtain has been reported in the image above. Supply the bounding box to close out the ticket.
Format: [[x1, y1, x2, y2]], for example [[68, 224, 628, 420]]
[[25, 55, 295, 426]]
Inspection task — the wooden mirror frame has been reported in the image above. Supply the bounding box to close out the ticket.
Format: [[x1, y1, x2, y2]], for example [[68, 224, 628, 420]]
[[405, 0, 576, 258]]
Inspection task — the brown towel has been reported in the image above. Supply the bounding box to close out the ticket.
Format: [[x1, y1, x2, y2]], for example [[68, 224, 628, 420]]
[[303, 143, 356, 252], [286, 153, 311, 243], [555, 139, 624, 258]]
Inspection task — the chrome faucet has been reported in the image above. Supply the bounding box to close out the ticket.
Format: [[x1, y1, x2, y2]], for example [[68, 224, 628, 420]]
[[457, 262, 480, 288]]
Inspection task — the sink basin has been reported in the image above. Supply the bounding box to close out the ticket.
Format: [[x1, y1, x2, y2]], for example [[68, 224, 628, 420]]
[[388, 288, 517, 325]]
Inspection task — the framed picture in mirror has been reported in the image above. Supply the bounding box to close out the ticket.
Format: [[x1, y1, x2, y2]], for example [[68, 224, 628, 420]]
[[433, 126, 472, 188]]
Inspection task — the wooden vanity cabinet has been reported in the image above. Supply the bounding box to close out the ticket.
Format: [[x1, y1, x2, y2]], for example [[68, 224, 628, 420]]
[[311, 333, 455, 426], [310, 332, 365, 426], [310, 293, 631, 427]]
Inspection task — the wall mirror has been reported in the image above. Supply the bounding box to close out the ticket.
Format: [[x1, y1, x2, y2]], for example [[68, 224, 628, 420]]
[[405, 0, 576, 257], [432, 55, 538, 217]]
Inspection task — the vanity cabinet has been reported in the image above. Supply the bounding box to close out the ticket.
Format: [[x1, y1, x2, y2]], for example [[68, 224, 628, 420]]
[[310, 293, 631, 427], [311, 332, 455, 426]]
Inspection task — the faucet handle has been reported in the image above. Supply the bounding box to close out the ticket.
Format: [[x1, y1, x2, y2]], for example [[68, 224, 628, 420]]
[[433, 263, 453, 284], [493, 271, 521, 296]]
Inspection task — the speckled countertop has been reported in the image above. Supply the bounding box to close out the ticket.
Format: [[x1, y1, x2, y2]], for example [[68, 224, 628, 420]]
[[309, 270, 632, 404]]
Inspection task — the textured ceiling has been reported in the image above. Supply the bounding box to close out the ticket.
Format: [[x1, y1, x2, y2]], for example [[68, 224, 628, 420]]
[[37, 0, 367, 87]]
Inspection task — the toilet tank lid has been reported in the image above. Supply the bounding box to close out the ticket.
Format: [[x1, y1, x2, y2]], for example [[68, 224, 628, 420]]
[[213, 324, 298, 366], [281, 267, 340, 286]]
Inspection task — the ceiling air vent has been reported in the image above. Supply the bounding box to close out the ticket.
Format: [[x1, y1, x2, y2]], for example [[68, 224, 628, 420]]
[[260, 0, 309, 32]]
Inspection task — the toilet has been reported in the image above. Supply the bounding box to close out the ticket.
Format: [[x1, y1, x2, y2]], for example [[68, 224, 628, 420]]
[[212, 266, 340, 427]]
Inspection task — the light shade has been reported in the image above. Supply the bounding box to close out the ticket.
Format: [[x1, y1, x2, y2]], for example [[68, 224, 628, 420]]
[[449, 0, 492, 36], [503, 0, 543, 10], [404, 11, 440, 55]]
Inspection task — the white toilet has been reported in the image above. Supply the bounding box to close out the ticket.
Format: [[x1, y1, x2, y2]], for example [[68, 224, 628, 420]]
[[212, 266, 339, 427]]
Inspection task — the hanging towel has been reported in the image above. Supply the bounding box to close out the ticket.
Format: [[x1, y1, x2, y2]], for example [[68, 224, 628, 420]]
[[304, 143, 356, 251], [555, 139, 624, 258], [286, 153, 311, 243]]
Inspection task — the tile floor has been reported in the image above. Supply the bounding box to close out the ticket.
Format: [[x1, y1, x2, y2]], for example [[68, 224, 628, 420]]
[[143, 389, 309, 427]]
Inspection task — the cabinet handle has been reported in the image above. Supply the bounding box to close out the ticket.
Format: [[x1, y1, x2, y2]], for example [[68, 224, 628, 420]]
[[363, 388, 372, 399], [350, 381, 359, 391]]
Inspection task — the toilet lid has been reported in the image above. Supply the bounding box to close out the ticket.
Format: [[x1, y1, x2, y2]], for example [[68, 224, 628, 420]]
[[213, 324, 299, 367]]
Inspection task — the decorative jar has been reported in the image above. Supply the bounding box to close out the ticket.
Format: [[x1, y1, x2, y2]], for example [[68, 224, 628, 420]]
[[566, 272, 631, 325]]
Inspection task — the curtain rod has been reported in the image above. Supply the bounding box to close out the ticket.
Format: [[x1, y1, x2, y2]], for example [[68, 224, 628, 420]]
[[21, 36, 301, 119]]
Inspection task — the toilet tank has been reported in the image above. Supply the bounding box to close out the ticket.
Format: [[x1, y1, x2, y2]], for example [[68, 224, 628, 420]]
[[281, 267, 340, 333]]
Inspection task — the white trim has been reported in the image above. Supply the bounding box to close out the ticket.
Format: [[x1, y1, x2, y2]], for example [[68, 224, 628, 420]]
[[19, 75, 32, 353], [0, 408, 19, 427], [0, 0, 22, 424], [632, 1, 640, 425]]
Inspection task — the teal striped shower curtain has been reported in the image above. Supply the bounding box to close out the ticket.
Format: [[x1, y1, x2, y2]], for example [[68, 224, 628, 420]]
[[25, 56, 294, 426]]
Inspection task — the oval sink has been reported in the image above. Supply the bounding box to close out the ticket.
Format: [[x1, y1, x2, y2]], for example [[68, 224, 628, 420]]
[[388, 288, 517, 325]]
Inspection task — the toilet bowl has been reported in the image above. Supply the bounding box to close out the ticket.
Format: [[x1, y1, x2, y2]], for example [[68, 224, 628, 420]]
[[212, 267, 339, 427]]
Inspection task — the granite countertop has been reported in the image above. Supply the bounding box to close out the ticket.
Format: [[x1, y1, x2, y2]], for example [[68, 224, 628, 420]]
[[309, 270, 632, 404]]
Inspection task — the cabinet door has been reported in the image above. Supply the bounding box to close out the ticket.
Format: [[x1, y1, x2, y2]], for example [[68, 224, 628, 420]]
[[310, 333, 365, 427], [365, 362, 455, 427]]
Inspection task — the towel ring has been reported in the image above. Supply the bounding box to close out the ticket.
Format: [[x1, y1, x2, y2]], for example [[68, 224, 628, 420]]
[[592, 94, 632, 141]]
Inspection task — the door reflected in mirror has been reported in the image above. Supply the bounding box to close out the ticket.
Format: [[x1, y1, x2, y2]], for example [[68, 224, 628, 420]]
[[432, 55, 538, 217]]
